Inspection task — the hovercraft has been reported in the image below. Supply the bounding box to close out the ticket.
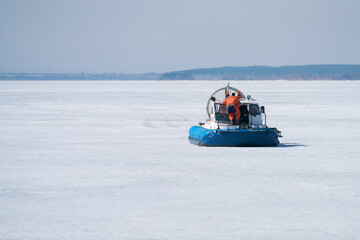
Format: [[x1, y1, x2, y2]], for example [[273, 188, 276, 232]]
[[188, 84, 282, 147]]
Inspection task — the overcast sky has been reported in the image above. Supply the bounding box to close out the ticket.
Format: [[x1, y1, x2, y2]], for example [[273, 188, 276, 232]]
[[1, 0, 360, 73]]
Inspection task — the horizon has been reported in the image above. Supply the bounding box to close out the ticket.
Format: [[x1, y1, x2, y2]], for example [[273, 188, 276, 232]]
[[2, 63, 360, 75]]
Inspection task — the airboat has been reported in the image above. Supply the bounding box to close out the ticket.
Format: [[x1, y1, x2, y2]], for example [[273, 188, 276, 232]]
[[188, 84, 282, 147]]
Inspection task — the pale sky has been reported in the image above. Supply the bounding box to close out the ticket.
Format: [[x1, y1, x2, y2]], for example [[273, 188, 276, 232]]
[[1, 0, 360, 73]]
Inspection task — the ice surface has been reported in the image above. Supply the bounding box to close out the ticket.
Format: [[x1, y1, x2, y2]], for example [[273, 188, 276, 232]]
[[1, 80, 360, 239]]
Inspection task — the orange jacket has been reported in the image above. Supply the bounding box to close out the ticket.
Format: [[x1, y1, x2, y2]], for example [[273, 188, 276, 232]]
[[223, 96, 240, 107]]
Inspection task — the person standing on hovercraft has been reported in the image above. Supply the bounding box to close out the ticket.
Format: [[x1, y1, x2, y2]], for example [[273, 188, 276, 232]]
[[236, 91, 243, 123], [223, 92, 241, 125]]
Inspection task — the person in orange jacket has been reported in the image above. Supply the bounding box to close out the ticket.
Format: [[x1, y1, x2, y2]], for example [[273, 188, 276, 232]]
[[236, 91, 243, 122], [223, 93, 241, 125]]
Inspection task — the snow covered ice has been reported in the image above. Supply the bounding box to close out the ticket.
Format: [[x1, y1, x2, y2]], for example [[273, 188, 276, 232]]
[[1, 80, 360, 239]]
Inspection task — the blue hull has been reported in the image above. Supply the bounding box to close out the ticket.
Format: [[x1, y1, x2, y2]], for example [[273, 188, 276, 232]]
[[189, 126, 279, 147]]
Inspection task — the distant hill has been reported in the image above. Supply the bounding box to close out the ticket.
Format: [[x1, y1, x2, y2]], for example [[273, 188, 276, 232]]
[[161, 64, 360, 80], [1, 65, 360, 80]]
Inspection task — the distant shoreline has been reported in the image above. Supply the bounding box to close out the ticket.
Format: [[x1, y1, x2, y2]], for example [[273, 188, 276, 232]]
[[1, 64, 360, 80]]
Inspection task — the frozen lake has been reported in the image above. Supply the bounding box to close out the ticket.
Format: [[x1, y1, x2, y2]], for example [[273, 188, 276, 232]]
[[1, 80, 360, 239]]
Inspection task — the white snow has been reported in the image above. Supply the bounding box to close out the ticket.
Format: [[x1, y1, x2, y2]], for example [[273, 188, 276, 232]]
[[1, 80, 360, 239]]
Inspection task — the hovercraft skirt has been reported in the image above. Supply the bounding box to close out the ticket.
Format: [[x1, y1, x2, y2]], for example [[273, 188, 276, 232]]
[[188, 126, 279, 147]]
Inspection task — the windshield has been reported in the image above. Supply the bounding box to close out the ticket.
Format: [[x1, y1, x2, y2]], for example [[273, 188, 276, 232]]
[[215, 103, 227, 113], [249, 104, 261, 116], [214, 103, 230, 122]]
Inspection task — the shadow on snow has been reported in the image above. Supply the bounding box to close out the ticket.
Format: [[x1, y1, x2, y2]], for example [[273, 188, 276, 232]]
[[277, 143, 307, 148]]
